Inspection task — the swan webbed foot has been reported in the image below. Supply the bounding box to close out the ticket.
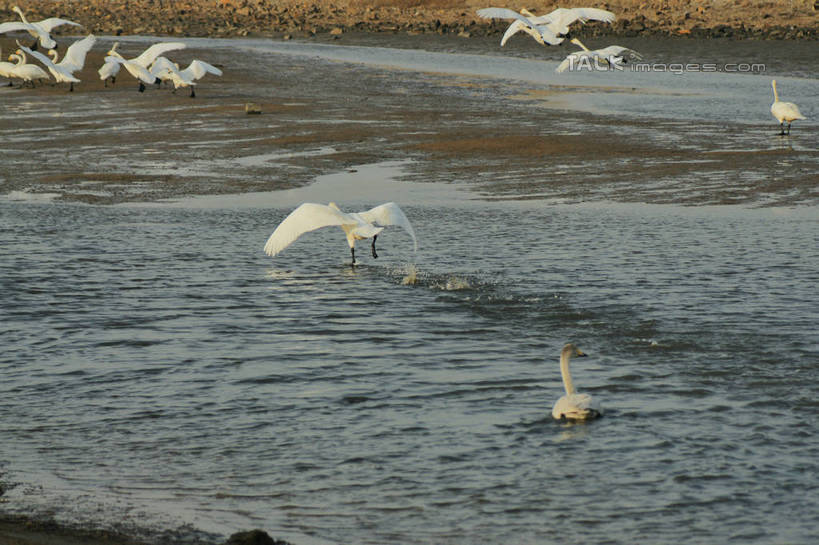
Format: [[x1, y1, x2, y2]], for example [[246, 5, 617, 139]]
[[371, 235, 378, 258]]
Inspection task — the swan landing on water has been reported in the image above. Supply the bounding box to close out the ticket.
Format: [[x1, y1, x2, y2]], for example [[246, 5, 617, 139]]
[[263, 202, 418, 266], [552, 343, 601, 421]]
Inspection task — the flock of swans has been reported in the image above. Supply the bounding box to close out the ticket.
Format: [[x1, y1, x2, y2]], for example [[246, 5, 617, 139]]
[[0, 5, 222, 95], [478, 4, 806, 134]]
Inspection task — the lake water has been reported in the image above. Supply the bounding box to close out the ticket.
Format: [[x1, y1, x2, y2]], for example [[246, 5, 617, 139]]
[[1, 37, 818, 545]]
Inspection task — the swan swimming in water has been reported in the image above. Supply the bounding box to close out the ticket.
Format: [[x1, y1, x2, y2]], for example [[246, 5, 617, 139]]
[[552, 343, 601, 421], [263, 202, 417, 266], [770, 79, 805, 135]]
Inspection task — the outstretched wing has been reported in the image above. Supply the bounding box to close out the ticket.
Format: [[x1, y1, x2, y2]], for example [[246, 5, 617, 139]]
[[596, 46, 643, 61], [566, 7, 616, 24], [37, 17, 82, 33], [357, 202, 418, 252], [61, 34, 96, 73], [133, 42, 186, 67], [104, 55, 155, 84], [0, 22, 31, 34], [186, 60, 222, 80], [263, 203, 356, 257], [18, 44, 55, 69], [477, 8, 562, 45]]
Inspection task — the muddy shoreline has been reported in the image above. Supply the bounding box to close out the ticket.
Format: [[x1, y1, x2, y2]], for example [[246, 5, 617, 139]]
[[2, 1, 817, 42]]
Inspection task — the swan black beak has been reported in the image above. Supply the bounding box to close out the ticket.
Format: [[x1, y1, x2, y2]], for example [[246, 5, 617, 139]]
[[576, 350, 587, 357]]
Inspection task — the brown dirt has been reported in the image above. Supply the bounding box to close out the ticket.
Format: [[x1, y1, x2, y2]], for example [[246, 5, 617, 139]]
[[1, 1, 817, 41]]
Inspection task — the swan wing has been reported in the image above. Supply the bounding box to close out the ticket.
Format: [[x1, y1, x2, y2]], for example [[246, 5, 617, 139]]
[[357, 202, 418, 251], [596, 45, 643, 61], [149, 56, 177, 76], [556, 52, 583, 73], [263, 203, 357, 257], [133, 42, 186, 67], [98, 60, 120, 79], [0, 22, 31, 34], [564, 7, 616, 24], [185, 60, 223, 80], [61, 34, 96, 72], [477, 8, 562, 45], [36, 17, 82, 33], [105, 55, 155, 84], [18, 44, 55, 69]]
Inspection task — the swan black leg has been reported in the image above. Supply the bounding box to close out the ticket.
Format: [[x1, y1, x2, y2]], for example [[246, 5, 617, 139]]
[[69, 82, 74, 92], [786, 122, 792, 135], [779, 122, 785, 136], [189, 87, 196, 98], [350, 247, 356, 266], [30, 39, 38, 51], [371, 235, 378, 258], [138, 82, 146, 93]]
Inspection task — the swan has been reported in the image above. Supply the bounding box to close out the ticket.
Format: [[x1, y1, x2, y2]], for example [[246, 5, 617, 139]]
[[556, 38, 642, 73], [551, 343, 601, 421], [7, 50, 50, 87], [150, 57, 222, 97], [17, 34, 95, 91], [105, 41, 186, 91], [0, 47, 17, 85], [264, 202, 418, 266], [770, 79, 805, 135], [0, 5, 82, 50], [98, 43, 120, 87], [499, 7, 616, 46], [476, 7, 563, 46]]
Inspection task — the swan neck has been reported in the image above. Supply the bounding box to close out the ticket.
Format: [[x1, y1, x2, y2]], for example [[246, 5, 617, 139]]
[[574, 39, 590, 52], [15, 7, 29, 24], [771, 80, 779, 102], [49, 50, 59, 63], [559, 351, 576, 395]]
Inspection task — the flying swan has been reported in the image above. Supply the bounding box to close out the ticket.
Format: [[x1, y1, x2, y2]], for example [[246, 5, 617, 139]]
[[263, 202, 418, 266], [150, 57, 223, 97], [0, 5, 82, 50], [552, 343, 601, 421], [556, 38, 642, 73], [478, 6, 616, 47], [770, 79, 805, 135], [476, 7, 563, 46]]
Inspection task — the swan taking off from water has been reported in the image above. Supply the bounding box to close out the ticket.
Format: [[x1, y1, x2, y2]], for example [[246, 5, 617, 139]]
[[770, 79, 805, 135], [0, 5, 82, 50], [150, 57, 223, 97], [556, 38, 642, 73], [98, 42, 121, 86], [264, 202, 418, 266], [552, 343, 601, 421]]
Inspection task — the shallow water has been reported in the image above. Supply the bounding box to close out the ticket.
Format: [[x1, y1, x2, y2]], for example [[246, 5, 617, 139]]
[[1, 36, 819, 545]]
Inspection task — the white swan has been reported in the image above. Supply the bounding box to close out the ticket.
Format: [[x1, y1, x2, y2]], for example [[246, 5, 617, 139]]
[[502, 7, 616, 46], [150, 57, 223, 97], [105, 41, 186, 91], [98, 43, 120, 86], [7, 50, 50, 87], [0, 5, 82, 50], [770, 79, 806, 135], [551, 343, 601, 421], [17, 34, 95, 91], [556, 38, 642, 73], [264, 202, 418, 266], [0, 47, 17, 84], [476, 7, 563, 46]]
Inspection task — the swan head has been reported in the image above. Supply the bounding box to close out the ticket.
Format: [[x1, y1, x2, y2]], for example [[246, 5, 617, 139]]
[[107, 42, 119, 56], [328, 202, 341, 211], [570, 38, 584, 46], [12, 6, 22, 15], [561, 343, 587, 359]]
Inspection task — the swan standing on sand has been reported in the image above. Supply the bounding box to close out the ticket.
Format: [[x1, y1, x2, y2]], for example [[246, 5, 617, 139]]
[[770, 79, 805, 135], [556, 38, 643, 73], [0, 5, 82, 50], [7, 50, 50, 87], [552, 343, 601, 421], [17, 34, 95, 91], [104, 41, 186, 91], [264, 202, 418, 266], [98, 42, 121, 87]]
